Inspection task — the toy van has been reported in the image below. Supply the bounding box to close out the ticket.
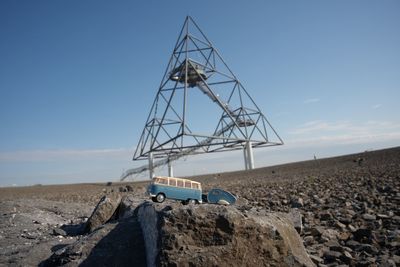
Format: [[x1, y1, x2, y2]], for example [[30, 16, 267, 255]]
[[147, 176, 202, 204]]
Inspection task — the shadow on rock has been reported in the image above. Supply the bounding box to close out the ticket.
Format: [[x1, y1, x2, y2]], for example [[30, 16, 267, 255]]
[[40, 195, 146, 267], [50, 244, 69, 253], [60, 223, 85, 236], [40, 216, 147, 267]]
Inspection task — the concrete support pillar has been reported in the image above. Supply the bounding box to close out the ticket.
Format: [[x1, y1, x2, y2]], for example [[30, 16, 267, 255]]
[[149, 152, 154, 179], [246, 141, 254, 170], [168, 160, 173, 177], [243, 146, 249, 170]]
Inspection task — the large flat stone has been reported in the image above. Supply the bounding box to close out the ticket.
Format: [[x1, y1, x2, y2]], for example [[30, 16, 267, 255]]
[[138, 202, 315, 267]]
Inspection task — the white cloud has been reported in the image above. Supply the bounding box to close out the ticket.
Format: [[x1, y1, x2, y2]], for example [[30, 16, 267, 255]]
[[289, 120, 352, 135], [286, 132, 400, 147], [2, 120, 400, 185], [287, 120, 400, 147], [303, 98, 320, 104], [0, 148, 133, 162]]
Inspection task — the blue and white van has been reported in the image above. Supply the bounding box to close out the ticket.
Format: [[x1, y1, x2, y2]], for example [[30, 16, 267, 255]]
[[147, 176, 202, 204]]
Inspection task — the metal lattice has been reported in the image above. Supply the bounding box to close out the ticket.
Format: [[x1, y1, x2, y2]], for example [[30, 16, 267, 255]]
[[132, 16, 283, 163]]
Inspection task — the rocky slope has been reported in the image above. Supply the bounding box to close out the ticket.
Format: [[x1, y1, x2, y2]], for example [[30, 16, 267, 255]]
[[0, 146, 399, 266]]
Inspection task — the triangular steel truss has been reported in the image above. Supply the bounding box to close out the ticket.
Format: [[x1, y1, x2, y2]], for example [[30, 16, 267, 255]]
[[133, 16, 283, 161]]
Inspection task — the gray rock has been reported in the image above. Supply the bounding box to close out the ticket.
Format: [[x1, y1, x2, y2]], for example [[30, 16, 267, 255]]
[[348, 224, 357, 232], [362, 213, 376, 220], [309, 254, 323, 264], [352, 228, 372, 242], [338, 217, 352, 225], [286, 208, 303, 234], [334, 221, 346, 230], [321, 228, 339, 243], [115, 195, 140, 219], [337, 231, 351, 241], [329, 242, 344, 252], [389, 241, 400, 248], [346, 240, 361, 249], [356, 244, 379, 255], [340, 250, 353, 264], [310, 226, 324, 237], [323, 250, 342, 262], [84, 195, 121, 233], [304, 235, 315, 246], [52, 228, 66, 236], [391, 215, 400, 222], [125, 185, 133, 192], [291, 197, 304, 208], [137, 203, 316, 267], [118, 187, 126, 192], [392, 255, 400, 264], [384, 259, 396, 267], [377, 213, 391, 219], [320, 211, 333, 221]]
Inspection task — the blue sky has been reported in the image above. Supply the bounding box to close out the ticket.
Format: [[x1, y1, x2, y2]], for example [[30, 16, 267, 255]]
[[1, 1, 399, 186]]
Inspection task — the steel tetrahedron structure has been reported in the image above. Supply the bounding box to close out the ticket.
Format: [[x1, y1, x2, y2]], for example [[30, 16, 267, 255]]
[[121, 16, 283, 180]]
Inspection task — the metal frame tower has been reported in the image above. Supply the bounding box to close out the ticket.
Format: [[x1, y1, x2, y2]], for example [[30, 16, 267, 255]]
[[122, 16, 283, 180]]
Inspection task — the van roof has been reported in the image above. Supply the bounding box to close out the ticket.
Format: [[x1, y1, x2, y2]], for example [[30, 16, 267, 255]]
[[153, 176, 201, 185]]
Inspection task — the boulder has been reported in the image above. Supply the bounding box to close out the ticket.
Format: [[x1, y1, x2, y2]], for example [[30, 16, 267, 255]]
[[114, 195, 141, 219], [83, 195, 121, 233], [138, 202, 315, 267]]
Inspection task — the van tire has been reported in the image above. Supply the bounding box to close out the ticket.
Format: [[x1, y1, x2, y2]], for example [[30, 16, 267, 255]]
[[151, 197, 157, 202], [188, 199, 197, 205], [156, 193, 165, 203]]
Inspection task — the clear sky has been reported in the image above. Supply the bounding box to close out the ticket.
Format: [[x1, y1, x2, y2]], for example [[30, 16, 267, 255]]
[[1, 1, 399, 186]]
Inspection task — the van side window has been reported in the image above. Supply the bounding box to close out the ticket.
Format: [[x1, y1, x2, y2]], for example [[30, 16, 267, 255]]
[[158, 178, 168, 185], [177, 180, 184, 187], [192, 183, 199, 189], [169, 178, 177, 187], [185, 181, 191, 188]]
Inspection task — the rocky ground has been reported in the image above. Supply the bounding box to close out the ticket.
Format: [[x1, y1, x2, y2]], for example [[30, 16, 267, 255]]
[[0, 184, 147, 266], [0, 146, 399, 266], [198, 147, 400, 266]]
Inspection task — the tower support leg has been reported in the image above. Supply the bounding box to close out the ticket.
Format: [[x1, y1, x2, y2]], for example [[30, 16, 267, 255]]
[[149, 152, 154, 179], [246, 141, 254, 170], [168, 160, 174, 177], [243, 145, 249, 170]]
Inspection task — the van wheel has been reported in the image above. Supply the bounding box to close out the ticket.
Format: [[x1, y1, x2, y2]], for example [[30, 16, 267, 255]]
[[156, 193, 165, 203], [188, 199, 197, 205]]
